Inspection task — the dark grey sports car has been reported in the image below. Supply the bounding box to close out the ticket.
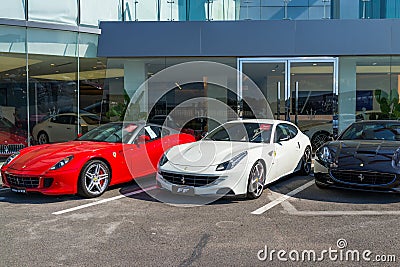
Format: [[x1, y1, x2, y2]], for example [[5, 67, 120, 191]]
[[314, 120, 400, 192]]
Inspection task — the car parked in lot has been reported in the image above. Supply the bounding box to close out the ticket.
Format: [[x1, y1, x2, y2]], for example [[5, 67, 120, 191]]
[[315, 120, 400, 192], [1, 122, 195, 197], [32, 112, 109, 144], [0, 117, 28, 156], [157, 119, 312, 199]]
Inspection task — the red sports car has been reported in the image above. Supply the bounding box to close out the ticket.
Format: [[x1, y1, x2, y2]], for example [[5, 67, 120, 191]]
[[1, 122, 195, 197], [0, 117, 27, 156]]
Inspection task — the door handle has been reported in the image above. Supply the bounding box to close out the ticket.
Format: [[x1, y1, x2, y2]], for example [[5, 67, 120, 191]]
[[66, 127, 71, 130], [297, 142, 301, 149]]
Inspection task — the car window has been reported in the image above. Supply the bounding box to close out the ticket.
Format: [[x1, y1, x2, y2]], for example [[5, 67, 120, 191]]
[[141, 125, 162, 141], [78, 123, 140, 144], [274, 124, 292, 143], [204, 122, 272, 143], [51, 115, 72, 124], [340, 122, 400, 141], [285, 124, 298, 138]]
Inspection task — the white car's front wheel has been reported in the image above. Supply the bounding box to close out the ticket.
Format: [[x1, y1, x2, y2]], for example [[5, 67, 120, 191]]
[[247, 160, 265, 199]]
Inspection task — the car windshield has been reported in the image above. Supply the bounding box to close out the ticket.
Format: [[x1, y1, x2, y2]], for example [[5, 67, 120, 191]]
[[340, 122, 400, 141], [78, 123, 140, 143], [204, 122, 272, 143]]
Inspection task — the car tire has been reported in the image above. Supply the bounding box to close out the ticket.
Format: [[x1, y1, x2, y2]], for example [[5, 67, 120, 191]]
[[311, 131, 330, 151], [37, 131, 49, 144], [78, 160, 110, 198], [299, 146, 312, 175], [247, 160, 266, 199]]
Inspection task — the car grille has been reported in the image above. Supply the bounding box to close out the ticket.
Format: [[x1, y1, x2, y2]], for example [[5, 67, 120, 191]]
[[6, 174, 40, 188], [330, 170, 396, 186], [0, 144, 25, 155], [160, 171, 219, 187]]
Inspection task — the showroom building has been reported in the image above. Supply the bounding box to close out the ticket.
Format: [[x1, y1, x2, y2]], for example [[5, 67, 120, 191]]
[[1, 0, 400, 154]]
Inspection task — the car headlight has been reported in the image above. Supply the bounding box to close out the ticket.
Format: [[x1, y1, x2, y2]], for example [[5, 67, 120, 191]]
[[216, 151, 248, 171], [392, 148, 400, 169], [4, 152, 20, 166], [158, 153, 169, 167], [316, 146, 334, 166], [50, 156, 74, 170]]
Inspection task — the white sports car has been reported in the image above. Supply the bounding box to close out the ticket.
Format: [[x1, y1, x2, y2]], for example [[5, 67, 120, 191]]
[[156, 119, 312, 199]]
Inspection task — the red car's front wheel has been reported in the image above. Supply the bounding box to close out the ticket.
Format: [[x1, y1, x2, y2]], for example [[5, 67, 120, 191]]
[[78, 160, 110, 198]]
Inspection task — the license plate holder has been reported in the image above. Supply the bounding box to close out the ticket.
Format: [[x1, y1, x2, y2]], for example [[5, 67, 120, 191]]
[[172, 185, 195, 196], [11, 187, 27, 193]]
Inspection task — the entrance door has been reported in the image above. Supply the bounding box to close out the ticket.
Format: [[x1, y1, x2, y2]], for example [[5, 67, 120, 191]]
[[289, 60, 336, 150], [240, 60, 287, 120], [239, 57, 338, 151]]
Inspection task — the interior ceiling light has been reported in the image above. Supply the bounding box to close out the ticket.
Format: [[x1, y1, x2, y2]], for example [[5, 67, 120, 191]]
[[313, 63, 317, 66], [372, 62, 377, 65], [50, 63, 55, 66], [272, 69, 276, 72]]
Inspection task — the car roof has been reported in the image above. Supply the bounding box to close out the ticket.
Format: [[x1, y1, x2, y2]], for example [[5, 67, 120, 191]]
[[352, 120, 400, 125], [226, 119, 294, 126]]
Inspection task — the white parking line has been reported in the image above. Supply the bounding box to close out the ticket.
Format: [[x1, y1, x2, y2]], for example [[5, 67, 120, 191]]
[[251, 180, 314, 215], [52, 185, 157, 215], [284, 210, 400, 216]]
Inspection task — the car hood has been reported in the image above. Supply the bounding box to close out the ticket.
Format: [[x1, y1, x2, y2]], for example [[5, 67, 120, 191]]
[[166, 140, 269, 167], [6, 141, 120, 172], [0, 131, 26, 145], [326, 140, 400, 170]]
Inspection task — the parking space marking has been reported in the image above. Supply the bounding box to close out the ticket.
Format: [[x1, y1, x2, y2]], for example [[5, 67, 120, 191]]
[[52, 185, 157, 215], [283, 210, 400, 216], [251, 180, 314, 215]]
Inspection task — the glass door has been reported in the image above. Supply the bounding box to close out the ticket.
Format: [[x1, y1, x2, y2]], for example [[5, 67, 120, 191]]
[[240, 60, 287, 119], [238, 57, 338, 150], [289, 60, 337, 150]]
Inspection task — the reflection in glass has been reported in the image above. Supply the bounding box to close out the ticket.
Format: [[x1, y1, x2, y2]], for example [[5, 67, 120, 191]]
[[28, 0, 78, 25]]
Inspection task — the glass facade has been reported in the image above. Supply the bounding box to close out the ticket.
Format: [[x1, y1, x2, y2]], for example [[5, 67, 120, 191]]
[[3, 0, 400, 24]]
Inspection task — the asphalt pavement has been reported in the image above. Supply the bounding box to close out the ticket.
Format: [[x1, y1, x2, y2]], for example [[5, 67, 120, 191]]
[[0, 173, 399, 266]]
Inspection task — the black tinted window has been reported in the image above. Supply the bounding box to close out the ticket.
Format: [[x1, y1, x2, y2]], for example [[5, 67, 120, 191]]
[[274, 124, 296, 142], [52, 115, 72, 124], [205, 122, 272, 143], [340, 122, 400, 141]]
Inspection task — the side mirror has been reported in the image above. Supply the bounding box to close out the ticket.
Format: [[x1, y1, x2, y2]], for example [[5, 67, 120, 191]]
[[137, 135, 150, 144]]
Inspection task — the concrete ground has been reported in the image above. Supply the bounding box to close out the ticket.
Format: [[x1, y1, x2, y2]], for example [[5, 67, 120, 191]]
[[0, 170, 399, 266]]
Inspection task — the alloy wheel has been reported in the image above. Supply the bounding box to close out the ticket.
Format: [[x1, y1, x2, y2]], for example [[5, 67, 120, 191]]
[[84, 162, 109, 196], [248, 161, 265, 198]]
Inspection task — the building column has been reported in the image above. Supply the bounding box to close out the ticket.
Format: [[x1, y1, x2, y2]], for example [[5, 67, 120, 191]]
[[338, 57, 357, 132], [124, 60, 147, 121]]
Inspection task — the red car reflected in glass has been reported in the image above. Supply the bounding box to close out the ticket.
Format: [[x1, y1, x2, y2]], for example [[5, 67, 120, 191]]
[[0, 122, 195, 198], [0, 117, 27, 156]]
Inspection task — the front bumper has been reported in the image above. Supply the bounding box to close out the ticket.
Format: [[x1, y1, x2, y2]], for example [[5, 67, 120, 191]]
[[1, 168, 79, 195], [156, 163, 250, 196], [314, 160, 400, 193]]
